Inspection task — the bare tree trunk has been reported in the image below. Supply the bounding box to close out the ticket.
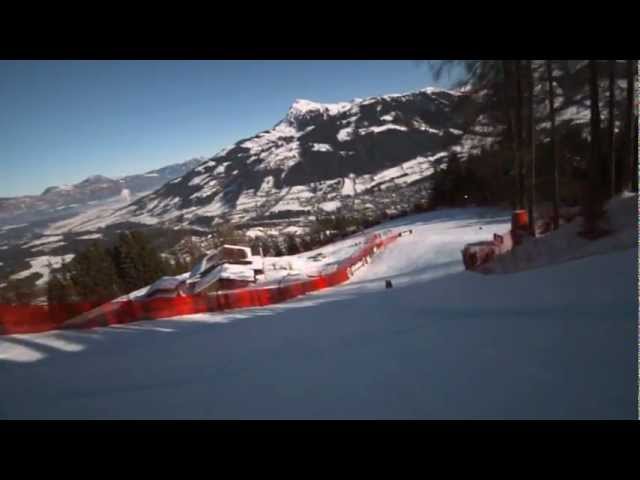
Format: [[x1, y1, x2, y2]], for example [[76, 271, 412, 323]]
[[514, 61, 525, 210], [627, 60, 638, 193], [584, 60, 602, 236], [608, 60, 616, 197], [502, 60, 522, 210], [527, 60, 536, 236], [502, 61, 518, 210], [546, 60, 560, 230]]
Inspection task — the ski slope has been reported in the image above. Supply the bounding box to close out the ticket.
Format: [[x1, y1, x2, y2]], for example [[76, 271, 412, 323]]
[[0, 207, 636, 419]]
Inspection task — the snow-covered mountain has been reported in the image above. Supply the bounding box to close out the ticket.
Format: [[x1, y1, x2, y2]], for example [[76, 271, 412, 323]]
[[0, 158, 206, 225], [100, 64, 620, 233], [7, 64, 623, 243], [102, 87, 486, 230]]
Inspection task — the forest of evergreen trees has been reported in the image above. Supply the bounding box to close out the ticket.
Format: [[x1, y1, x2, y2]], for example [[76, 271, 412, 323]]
[[46, 231, 182, 306], [429, 60, 638, 236]]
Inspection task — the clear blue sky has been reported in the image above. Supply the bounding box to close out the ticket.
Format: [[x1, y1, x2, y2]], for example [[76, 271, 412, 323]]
[[0, 60, 463, 197]]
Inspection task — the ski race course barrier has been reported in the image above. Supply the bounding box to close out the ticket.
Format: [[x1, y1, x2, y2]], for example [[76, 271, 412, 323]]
[[0, 231, 401, 335]]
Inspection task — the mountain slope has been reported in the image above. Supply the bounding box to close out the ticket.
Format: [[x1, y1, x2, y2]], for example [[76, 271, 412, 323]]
[[107, 88, 481, 229], [0, 158, 205, 225], [13, 63, 621, 236], [105, 68, 615, 233]]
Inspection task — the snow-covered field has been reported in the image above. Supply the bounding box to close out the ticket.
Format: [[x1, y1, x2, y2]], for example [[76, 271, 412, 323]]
[[0, 207, 636, 419], [44, 192, 153, 234], [23, 235, 64, 248]]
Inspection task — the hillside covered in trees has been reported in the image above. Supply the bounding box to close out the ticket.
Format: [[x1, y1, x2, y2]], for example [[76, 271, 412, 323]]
[[428, 60, 638, 236]]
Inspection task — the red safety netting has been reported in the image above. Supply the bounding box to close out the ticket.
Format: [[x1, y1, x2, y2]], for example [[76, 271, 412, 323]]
[[0, 232, 400, 335]]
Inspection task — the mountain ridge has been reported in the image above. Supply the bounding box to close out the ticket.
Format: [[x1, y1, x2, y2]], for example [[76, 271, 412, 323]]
[[0, 157, 206, 224]]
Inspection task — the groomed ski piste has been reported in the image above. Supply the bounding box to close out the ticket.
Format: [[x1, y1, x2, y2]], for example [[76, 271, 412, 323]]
[[0, 205, 636, 419]]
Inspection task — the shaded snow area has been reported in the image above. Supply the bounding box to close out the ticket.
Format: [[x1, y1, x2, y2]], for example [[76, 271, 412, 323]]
[[44, 192, 154, 234], [484, 193, 638, 274], [0, 207, 635, 419]]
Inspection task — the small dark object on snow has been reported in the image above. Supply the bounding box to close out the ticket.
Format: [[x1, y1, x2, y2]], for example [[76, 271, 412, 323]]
[[385, 280, 393, 289], [479, 226, 483, 230]]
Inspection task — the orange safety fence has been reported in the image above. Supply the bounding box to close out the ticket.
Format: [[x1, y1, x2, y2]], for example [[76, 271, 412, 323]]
[[0, 231, 400, 335]]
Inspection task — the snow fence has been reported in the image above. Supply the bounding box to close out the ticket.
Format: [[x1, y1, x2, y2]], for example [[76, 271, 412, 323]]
[[0, 231, 400, 335]]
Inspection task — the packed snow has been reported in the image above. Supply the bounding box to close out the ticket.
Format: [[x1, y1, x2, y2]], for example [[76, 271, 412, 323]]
[[0, 207, 635, 419], [268, 186, 315, 214], [45, 193, 152, 234], [483, 194, 637, 274], [0, 224, 27, 232], [358, 124, 408, 135], [213, 162, 230, 175], [32, 242, 66, 253], [311, 143, 333, 152], [188, 174, 209, 187], [341, 177, 356, 196], [337, 127, 354, 142], [287, 99, 352, 122], [318, 200, 342, 212], [76, 233, 103, 240], [23, 236, 64, 248]]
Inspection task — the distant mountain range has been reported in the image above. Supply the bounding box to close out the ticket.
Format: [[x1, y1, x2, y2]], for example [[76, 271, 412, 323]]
[[0, 158, 205, 225]]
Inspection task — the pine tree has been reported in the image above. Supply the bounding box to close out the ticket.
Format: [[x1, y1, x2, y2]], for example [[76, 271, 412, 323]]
[[546, 60, 560, 230], [130, 231, 169, 285], [626, 60, 637, 192], [608, 60, 617, 197], [47, 272, 72, 306], [285, 235, 301, 255], [67, 241, 121, 302], [260, 238, 275, 257], [216, 223, 243, 246], [272, 240, 284, 257], [172, 255, 188, 275], [47, 270, 75, 322], [300, 236, 312, 252], [111, 231, 170, 292], [6, 279, 34, 305], [0, 287, 11, 305], [526, 60, 537, 236], [249, 238, 264, 256], [112, 232, 142, 293], [514, 60, 525, 210], [582, 60, 605, 237]]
